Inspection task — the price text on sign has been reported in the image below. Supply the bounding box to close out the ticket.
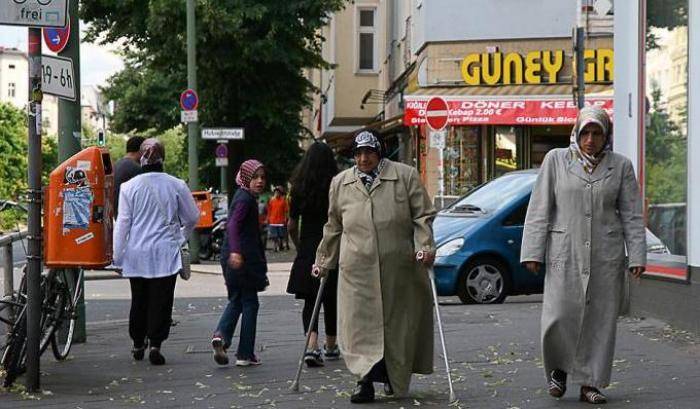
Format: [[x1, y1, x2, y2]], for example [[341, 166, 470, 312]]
[[41, 55, 75, 100], [201, 128, 245, 140], [0, 0, 68, 27]]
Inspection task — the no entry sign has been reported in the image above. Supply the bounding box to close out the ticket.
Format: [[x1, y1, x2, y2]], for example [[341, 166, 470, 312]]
[[43, 20, 70, 53], [425, 97, 449, 131]]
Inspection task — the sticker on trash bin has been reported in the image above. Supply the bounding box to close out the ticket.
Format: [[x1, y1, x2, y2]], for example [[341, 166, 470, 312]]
[[76, 160, 91, 171], [75, 232, 95, 245], [62, 187, 93, 230]]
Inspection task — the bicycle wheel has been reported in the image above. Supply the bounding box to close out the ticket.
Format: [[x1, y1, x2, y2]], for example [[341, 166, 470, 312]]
[[39, 271, 67, 355], [2, 307, 27, 387], [50, 269, 83, 360]]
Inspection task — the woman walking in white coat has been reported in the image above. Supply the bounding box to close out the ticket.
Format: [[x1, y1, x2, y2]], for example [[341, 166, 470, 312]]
[[520, 106, 646, 404], [113, 139, 200, 365]]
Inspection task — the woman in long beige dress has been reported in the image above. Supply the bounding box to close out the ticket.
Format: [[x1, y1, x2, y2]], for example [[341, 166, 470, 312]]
[[313, 130, 436, 404], [521, 106, 646, 404]]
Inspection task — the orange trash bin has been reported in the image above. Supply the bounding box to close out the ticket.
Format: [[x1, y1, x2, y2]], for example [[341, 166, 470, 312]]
[[192, 191, 214, 229], [44, 147, 114, 268]]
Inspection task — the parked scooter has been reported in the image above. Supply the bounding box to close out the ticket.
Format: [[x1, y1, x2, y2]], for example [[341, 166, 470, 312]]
[[198, 205, 227, 261]]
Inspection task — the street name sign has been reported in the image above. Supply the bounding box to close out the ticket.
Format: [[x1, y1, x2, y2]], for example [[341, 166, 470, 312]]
[[181, 110, 198, 123], [43, 19, 70, 53], [41, 54, 75, 100], [0, 0, 68, 28], [201, 128, 244, 140]]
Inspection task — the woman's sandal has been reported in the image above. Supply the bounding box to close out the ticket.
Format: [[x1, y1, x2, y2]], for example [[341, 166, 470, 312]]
[[580, 386, 607, 404], [548, 369, 567, 398]]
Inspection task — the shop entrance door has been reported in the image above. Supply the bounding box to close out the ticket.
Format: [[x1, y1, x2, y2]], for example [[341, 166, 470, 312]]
[[529, 125, 571, 168]]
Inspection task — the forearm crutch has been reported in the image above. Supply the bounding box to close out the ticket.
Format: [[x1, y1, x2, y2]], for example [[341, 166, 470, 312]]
[[290, 275, 328, 392], [418, 252, 457, 403]]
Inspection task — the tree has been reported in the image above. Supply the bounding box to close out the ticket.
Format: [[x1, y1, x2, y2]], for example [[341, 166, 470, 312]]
[[0, 103, 58, 229], [80, 0, 347, 187], [0, 102, 28, 201]]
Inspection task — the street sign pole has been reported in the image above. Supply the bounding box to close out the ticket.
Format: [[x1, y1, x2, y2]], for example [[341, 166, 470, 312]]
[[574, 0, 586, 109], [57, 1, 85, 344], [25, 27, 43, 392], [186, 0, 200, 262], [221, 166, 228, 194]]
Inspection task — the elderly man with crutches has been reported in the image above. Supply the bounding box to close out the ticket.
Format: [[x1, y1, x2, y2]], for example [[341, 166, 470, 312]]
[[289, 130, 455, 404]]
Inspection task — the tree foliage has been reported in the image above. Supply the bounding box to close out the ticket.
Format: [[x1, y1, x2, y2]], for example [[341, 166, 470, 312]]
[[0, 102, 28, 201], [0, 103, 59, 229], [646, 0, 688, 50], [80, 0, 347, 187]]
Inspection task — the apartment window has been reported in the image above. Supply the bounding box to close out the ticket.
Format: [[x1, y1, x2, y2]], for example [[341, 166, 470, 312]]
[[8, 83, 16, 98], [357, 7, 377, 72], [8, 64, 15, 69]]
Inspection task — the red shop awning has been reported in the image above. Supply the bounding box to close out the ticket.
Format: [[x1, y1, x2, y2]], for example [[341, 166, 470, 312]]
[[403, 95, 614, 127]]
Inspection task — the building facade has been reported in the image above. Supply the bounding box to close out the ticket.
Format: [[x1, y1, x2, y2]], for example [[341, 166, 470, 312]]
[[399, 0, 613, 199], [615, 0, 699, 332]]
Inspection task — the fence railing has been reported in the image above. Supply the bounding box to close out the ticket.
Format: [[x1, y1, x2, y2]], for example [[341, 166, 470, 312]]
[[0, 230, 29, 297]]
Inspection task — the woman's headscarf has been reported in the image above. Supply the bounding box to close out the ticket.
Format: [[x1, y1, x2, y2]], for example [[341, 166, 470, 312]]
[[235, 159, 265, 192], [139, 138, 165, 166], [569, 106, 613, 174]]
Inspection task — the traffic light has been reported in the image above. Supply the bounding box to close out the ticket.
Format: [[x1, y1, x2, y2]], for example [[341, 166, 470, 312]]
[[97, 129, 105, 147]]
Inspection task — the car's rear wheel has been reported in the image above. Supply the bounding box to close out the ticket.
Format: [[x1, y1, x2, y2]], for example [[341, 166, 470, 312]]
[[457, 258, 511, 304]]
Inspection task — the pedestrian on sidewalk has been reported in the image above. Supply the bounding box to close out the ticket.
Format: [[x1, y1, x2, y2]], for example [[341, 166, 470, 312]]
[[267, 186, 289, 252], [313, 130, 437, 404], [113, 135, 145, 217], [286, 142, 340, 368], [212, 159, 269, 367], [113, 138, 200, 366], [521, 106, 646, 404]]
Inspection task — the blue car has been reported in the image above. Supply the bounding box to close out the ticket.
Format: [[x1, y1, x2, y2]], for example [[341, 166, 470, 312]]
[[433, 170, 541, 304], [433, 169, 668, 304]]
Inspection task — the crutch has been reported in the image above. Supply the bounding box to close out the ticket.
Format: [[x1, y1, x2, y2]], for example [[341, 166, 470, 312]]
[[290, 274, 328, 392], [417, 251, 457, 403]]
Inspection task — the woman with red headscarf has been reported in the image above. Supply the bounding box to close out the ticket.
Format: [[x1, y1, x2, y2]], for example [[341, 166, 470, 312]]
[[211, 159, 269, 366]]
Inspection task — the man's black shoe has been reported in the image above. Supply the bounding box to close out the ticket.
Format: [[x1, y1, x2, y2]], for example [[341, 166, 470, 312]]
[[350, 380, 375, 404]]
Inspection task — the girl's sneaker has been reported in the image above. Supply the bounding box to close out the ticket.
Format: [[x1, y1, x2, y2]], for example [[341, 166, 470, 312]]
[[323, 344, 341, 361], [235, 355, 262, 367], [304, 349, 324, 367], [211, 337, 229, 366]]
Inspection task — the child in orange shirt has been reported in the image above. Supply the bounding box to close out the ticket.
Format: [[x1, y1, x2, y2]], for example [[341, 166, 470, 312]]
[[267, 186, 289, 252]]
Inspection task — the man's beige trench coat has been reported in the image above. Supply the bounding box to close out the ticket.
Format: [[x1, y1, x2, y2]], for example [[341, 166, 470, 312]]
[[521, 148, 646, 388], [315, 160, 436, 396]]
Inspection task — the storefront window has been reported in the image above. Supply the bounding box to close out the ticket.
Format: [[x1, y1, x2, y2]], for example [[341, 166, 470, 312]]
[[443, 126, 482, 196], [493, 126, 520, 177], [644, 0, 688, 262], [530, 126, 571, 168]]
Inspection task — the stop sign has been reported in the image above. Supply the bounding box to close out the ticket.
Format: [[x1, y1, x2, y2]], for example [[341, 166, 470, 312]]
[[425, 97, 449, 131]]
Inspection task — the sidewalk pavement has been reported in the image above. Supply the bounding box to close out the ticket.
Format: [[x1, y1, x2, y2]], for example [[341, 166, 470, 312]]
[[1, 272, 699, 408]]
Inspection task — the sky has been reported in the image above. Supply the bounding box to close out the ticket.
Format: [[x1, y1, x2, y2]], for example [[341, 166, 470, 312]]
[[0, 23, 124, 87]]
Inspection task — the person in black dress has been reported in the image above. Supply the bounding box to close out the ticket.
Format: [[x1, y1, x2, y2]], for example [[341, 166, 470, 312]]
[[286, 142, 340, 367]]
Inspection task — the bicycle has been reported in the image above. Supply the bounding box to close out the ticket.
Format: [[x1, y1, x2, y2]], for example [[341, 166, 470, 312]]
[[0, 267, 84, 386]]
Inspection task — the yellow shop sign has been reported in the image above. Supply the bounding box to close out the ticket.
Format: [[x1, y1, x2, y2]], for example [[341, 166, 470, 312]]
[[460, 49, 613, 86]]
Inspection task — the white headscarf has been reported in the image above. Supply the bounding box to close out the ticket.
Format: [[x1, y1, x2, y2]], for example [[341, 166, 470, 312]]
[[569, 106, 613, 174]]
